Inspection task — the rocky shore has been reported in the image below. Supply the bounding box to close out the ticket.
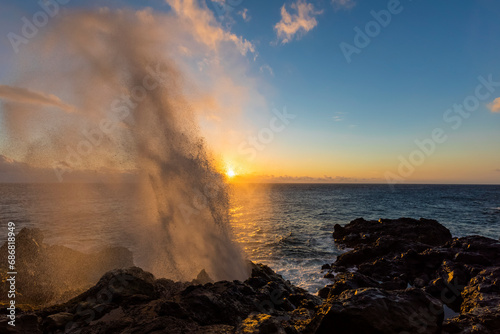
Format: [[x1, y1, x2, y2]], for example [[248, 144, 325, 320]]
[[1, 218, 499, 333], [318, 218, 500, 333]]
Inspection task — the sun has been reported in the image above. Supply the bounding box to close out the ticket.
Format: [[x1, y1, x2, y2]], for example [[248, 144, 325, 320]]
[[226, 168, 237, 178], [224, 160, 243, 179]]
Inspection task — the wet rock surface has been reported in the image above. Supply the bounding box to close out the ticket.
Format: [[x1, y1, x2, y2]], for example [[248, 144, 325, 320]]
[[322, 217, 500, 334], [306, 287, 444, 334], [3, 219, 499, 333], [6, 264, 321, 333]]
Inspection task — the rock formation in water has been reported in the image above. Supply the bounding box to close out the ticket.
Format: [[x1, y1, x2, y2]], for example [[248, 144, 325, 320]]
[[1, 263, 320, 333], [316, 217, 500, 334], [1, 219, 499, 333]]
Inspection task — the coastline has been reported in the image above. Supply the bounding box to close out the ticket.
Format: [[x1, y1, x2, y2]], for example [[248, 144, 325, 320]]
[[1, 217, 499, 333]]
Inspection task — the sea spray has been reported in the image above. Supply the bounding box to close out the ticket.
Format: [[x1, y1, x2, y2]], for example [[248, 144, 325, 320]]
[[1, 9, 249, 282]]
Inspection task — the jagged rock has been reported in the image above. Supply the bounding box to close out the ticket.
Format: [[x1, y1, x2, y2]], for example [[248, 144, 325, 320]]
[[305, 288, 443, 334], [323, 218, 500, 334], [67, 267, 158, 305], [156, 301, 190, 319], [317, 286, 332, 299], [329, 218, 452, 277], [43, 312, 74, 332], [237, 314, 290, 334], [191, 269, 214, 285], [332, 217, 452, 249], [443, 267, 500, 333], [179, 281, 258, 326], [0, 228, 134, 307], [320, 264, 330, 270], [322, 272, 380, 298], [5, 219, 499, 334], [9, 263, 319, 333], [0, 314, 41, 334]]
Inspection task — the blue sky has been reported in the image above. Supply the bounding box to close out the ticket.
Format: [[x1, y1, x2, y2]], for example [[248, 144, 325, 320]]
[[0, 0, 499, 183]]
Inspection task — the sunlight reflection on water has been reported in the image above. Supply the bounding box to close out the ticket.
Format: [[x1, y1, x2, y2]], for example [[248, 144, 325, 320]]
[[1, 183, 499, 293]]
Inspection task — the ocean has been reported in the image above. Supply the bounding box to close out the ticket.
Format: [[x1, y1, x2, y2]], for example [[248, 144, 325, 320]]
[[1, 183, 499, 293]]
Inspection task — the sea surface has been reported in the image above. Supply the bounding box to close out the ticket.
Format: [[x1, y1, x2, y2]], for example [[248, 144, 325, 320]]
[[1, 183, 499, 293]]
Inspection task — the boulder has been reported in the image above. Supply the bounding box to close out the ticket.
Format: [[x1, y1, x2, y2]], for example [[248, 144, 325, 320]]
[[443, 267, 500, 333], [43, 312, 74, 332], [306, 288, 443, 334], [10, 263, 320, 333], [332, 218, 452, 249], [6, 219, 499, 334], [322, 272, 380, 298], [324, 218, 500, 334], [191, 269, 214, 285]]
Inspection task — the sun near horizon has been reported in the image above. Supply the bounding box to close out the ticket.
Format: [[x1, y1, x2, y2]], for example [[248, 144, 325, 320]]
[[226, 168, 237, 178], [0, 1, 499, 187], [224, 161, 238, 179]]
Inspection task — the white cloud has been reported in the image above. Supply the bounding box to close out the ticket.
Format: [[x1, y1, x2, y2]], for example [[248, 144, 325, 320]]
[[332, 111, 347, 122], [1, 2, 267, 178], [259, 64, 274, 77], [166, 0, 255, 55], [239, 8, 250, 22], [487, 97, 500, 113], [234, 173, 377, 183], [274, 0, 323, 44], [331, 0, 356, 10]]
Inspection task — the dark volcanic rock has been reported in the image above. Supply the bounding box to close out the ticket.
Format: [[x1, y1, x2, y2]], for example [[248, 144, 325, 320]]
[[329, 218, 452, 278], [332, 217, 452, 249], [66, 267, 158, 306], [10, 263, 321, 333], [306, 288, 443, 334], [0, 228, 134, 307], [5, 219, 499, 334], [323, 272, 380, 298], [191, 269, 214, 285], [443, 267, 500, 333], [323, 217, 500, 334], [0, 314, 41, 334], [237, 313, 289, 334]]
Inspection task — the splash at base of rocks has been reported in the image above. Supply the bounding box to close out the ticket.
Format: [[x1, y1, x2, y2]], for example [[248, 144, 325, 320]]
[[2, 217, 499, 333]]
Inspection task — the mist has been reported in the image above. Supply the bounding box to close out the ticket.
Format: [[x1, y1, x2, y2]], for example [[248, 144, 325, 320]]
[[0, 6, 254, 281]]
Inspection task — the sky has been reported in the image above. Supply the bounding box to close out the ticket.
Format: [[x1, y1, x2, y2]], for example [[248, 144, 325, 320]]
[[0, 0, 499, 184]]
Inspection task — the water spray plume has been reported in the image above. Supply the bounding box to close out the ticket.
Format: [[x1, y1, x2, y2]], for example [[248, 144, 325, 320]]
[[1, 9, 249, 282]]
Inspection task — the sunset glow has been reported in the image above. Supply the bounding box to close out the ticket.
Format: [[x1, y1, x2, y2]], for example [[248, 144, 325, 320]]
[[0, 1, 499, 186], [0, 2, 499, 333], [226, 168, 237, 178]]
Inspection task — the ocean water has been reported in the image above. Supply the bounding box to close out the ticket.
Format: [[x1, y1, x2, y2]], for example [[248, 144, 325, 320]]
[[1, 183, 499, 293], [230, 183, 500, 292]]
